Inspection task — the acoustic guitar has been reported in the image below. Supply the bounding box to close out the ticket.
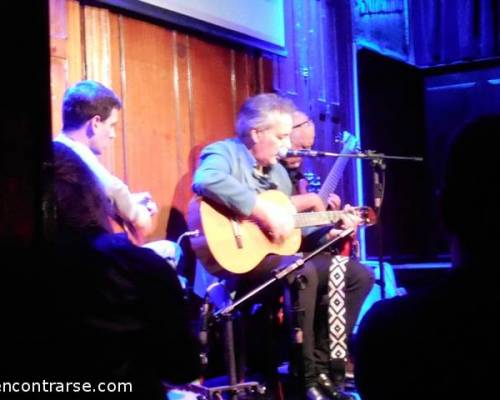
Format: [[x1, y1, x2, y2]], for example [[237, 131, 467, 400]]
[[187, 190, 376, 276], [109, 193, 157, 246]]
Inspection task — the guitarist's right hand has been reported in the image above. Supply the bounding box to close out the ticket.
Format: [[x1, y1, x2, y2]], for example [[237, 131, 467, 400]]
[[251, 196, 295, 243]]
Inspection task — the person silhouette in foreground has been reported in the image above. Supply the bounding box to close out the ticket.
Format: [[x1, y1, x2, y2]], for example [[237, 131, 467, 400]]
[[354, 115, 498, 399], [26, 142, 200, 399]]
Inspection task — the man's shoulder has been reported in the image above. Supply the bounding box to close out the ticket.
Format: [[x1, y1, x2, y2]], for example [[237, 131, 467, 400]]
[[202, 137, 241, 153], [360, 278, 460, 336], [269, 162, 292, 194], [370, 284, 441, 312], [54, 133, 97, 162], [364, 294, 413, 323], [272, 161, 290, 176], [200, 138, 253, 170]]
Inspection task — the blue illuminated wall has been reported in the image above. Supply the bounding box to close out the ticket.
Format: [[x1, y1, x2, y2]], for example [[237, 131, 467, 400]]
[[357, 49, 500, 263], [354, 0, 409, 61], [354, 0, 500, 67], [352, 1, 500, 263]]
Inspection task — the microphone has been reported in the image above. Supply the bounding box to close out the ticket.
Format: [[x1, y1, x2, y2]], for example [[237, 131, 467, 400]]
[[278, 147, 326, 158]]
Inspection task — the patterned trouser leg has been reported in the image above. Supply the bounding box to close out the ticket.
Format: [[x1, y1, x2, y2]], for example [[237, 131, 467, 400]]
[[328, 255, 348, 379]]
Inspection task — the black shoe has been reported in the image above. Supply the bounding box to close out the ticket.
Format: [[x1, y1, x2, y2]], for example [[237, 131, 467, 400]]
[[317, 373, 354, 400], [305, 385, 329, 400]]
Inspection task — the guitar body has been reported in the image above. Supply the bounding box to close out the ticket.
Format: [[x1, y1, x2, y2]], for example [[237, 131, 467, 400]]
[[188, 190, 302, 276], [188, 189, 375, 276]]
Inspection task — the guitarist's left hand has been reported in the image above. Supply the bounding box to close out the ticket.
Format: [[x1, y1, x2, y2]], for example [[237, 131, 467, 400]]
[[326, 193, 341, 210], [131, 192, 158, 215], [291, 193, 326, 212], [326, 204, 360, 240]]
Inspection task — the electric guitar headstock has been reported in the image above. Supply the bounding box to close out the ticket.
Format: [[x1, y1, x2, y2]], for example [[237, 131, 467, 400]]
[[334, 130, 359, 154]]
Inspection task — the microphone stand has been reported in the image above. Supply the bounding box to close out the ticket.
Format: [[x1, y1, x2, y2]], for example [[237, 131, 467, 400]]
[[289, 149, 423, 162], [182, 229, 354, 400], [293, 149, 423, 299], [215, 228, 355, 319], [358, 150, 422, 298], [369, 153, 387, 299]]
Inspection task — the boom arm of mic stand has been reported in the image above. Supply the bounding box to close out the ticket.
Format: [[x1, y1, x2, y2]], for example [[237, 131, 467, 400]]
[[214, 227, 355, 319], [273, 228, 354, 280], [296, 150, 423, 162]]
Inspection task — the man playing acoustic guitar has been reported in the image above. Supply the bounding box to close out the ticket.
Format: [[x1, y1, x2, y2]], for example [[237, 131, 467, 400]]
[[192, 94, 373, 400], [54, 80, 155, 244], [54, 80, 181, 265]]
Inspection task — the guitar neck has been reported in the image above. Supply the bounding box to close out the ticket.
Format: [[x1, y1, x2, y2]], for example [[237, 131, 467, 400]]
[[317, 132, 357, 204], [294, 210, 343, 228], [317, 156, 351, 203]]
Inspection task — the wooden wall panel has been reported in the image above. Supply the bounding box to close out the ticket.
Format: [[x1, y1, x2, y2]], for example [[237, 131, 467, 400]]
[[66, 0, 83, 85], [259, 55, 275, 93], [50, 57, 66, 136], [50, 0, 83, 136], [108, 13, 125, 181], [83, 6, 111, 85], [168, 33, 197, 217], [174, 33, 196, 169], [83, 6, 120, 175], [233, 52, 254, 114], [50, 0, 274, 242], [119, 17, 177, 239], [188, 37, 235, 149]]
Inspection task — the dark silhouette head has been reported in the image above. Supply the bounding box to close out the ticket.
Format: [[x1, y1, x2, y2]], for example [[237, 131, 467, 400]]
[[441, 115, 498, 261]]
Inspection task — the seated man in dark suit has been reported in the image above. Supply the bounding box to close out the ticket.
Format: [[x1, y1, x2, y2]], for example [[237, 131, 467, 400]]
[[354, 115, 499, 399]]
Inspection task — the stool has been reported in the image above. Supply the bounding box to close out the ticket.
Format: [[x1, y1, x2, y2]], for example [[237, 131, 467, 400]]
[[174, 280, 265, 400]]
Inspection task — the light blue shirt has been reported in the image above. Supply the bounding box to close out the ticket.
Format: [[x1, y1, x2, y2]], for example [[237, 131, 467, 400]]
[[54, 133, 145, 224]]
